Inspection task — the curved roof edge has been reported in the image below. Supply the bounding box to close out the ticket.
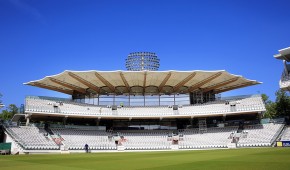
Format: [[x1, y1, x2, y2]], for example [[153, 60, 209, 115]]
[[24, 70, 261, 95], [274, 47, 290, 62]]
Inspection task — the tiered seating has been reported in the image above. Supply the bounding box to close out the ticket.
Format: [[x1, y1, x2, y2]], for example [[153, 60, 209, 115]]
[[179, 101, 230, 115], [280, 126, 290, 141], [117, 106, 174, 116], [25, 95, 265, 117], [280, 73, 290, 89], [178, 127, 238, 149], [4, 124, 284, 152], [237, 123, 284, 147], [5, 126, 59, 150], [118, 130, 171, 150], [52, 128, 116, 150], [25, 97, 55, 113], [179, 96, 265, 116], [235, 96, 265, 112], [25, 96, 111, 116]]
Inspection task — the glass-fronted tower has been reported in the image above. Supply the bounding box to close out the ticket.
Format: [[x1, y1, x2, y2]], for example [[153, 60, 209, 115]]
[[125, 52, 160, 71]]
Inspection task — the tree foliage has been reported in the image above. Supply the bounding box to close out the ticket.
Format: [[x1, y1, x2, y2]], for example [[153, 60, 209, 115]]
[[275, 90, 290, 117], [0, 104, 19, 120], [263, 89, 290, 119]]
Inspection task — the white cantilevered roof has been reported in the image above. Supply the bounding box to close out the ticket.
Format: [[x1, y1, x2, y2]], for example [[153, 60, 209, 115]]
[[274, 47, 290, 62], [24, 70, 261, 95]]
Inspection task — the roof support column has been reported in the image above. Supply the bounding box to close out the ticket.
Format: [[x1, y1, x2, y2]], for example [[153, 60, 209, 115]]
[[283, 60, 289, 76], [174, 93, 176, 105], [190, 117, 194, 128], [25, 114, 31, 126], [26, 117, 30, 126], [95, 118, 101, 126], [222, 115, 226, 123], [63, 116, 68, 125]]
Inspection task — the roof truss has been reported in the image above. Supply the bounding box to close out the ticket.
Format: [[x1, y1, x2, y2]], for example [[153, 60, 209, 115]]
[[48, 77, 86, 94], [158, 72, 172, 92], [119, 72, 130, 93], [68, 72, 100, 94], [173, 72, 196, 92], [143, 72, 147, 93], [188, 72, 223, 92], [203, 77, 240, 92], [94, 72, 115, 92], [32, 82, 73, 95], [215, 82, 256, 93]]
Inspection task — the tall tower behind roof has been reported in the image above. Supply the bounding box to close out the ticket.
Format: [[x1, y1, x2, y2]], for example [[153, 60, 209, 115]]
[[125, 52, 160, 71]]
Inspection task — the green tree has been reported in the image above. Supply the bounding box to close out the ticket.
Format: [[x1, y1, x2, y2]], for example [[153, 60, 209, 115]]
[[262, 94, 277, 118], [0, 110, 12, 120], [264, 102, 277, 118], [8, 104, 18, 116], [263, 90, 290, 119], [261, 94, 270, 104], [275, 90, 290, 117], [0, 104, 19, 120]]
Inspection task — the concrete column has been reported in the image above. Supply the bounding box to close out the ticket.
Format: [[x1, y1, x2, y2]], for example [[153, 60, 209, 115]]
[[26, 117, 30, 126], [223, 115, 226, 123], [63, 116, 68, 125], [96, 117, 101, 126], [174, 93, 176, 105], [96, 118, 100, 126], [190, 118, 193, 127]]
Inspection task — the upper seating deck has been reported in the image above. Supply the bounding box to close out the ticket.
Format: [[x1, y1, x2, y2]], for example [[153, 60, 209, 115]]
[[280, 72, 290, 90], [25, 95, 265, 118]]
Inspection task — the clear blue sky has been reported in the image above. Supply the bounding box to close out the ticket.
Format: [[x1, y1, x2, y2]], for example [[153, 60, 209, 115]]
[[1, 0, 290, 109]]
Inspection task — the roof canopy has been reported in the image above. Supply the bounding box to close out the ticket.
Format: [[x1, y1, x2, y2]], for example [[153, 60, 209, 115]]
[[24, 70, 261, 95], [274, 47, 290, 62]]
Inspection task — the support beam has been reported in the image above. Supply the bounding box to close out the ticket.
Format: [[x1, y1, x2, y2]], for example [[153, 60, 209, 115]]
[[143, 71, 147, 94], [25, 114, 31, 126], [26, 117, 30, 126], [190, 117, 193, 127], [215, 82, 258, 93], [173, 72, 196, 92], [32, 82, 73, 95], [95, 72, 115, 92], [202, 77, 240, 92], [63, 116, 68, 125], [158, 72, 172, 92], [68, 72, 100, 93], [49, 77, 86, 94], [188, 72, 223, 92], [120, 72, 130, 93], [95, 118, 100, 126]]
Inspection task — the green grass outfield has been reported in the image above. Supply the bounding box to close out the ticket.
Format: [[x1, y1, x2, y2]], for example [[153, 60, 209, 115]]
[[1, 148, 290, 170]]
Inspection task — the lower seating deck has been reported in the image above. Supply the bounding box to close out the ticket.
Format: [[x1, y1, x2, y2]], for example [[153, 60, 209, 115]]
[[3, 123, 285, 153]]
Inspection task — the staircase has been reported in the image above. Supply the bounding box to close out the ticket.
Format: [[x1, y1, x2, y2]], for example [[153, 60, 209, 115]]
[[198, 118, 207, 133]]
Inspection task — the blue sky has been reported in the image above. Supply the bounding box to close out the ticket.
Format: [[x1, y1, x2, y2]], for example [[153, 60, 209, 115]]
[[1, 0, 290, 109]]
